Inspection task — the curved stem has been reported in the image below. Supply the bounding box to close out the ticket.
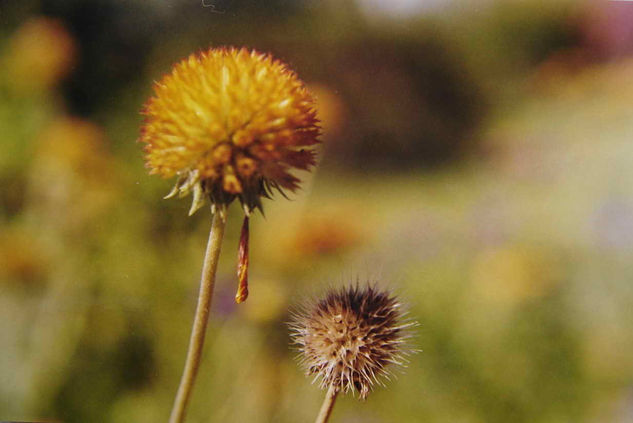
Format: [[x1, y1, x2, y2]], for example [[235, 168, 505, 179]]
[[169, 211, 227, 423], [315, 384, 339, 423]]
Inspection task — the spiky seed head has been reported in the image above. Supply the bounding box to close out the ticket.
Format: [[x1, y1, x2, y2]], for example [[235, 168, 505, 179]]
[[139, 47, 320, 216], [290, 285, 413, 399]]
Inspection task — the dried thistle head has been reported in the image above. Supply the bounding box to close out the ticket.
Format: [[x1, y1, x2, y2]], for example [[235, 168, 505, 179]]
[[139, 47, 320, 216], [290, 284, 414, 399]]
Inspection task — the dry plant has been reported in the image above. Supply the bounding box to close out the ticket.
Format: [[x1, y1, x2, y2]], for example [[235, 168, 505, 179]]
[[290, 284, 416, 423]]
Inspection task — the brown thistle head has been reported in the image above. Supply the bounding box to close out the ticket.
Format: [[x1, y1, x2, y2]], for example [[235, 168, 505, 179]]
[[290, 284, 415, 399], [139, 47, 320, 216]]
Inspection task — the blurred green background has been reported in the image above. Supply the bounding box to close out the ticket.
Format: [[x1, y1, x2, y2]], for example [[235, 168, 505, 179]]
[[2, 0, 633, 422]]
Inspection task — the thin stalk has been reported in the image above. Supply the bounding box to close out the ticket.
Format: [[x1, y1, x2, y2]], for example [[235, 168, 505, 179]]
[[315, 384, 339, 423], [169, 211, 227, 423]]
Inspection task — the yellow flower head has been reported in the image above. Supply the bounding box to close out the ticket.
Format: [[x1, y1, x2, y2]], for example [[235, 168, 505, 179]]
[[140, 47, 320, 215]]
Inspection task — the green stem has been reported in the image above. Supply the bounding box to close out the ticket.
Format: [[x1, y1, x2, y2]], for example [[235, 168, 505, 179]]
[[169, 210, 227, 423], [315, 384, 339, 423]]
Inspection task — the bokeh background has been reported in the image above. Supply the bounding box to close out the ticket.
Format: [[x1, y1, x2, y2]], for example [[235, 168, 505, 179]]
[[2, 0, 633, 422]]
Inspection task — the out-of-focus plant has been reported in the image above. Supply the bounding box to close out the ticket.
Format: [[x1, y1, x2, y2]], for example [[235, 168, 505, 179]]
[[29, 117, 117, 234], [2, 17, 76, 94]]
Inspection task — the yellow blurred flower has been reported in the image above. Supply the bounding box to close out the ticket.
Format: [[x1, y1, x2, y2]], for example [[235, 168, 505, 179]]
[[0, 228, 48, 286], [4, 17, 76, 92], [29, 117, 116, 230], [35, 117, 111, 178], [140, 47, 320, 215], [291, 213, 362, 258], [470, 246, 559, 305], [254, 205, 365, 271]]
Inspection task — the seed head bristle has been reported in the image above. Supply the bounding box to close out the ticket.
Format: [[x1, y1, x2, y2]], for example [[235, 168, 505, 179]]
[[289, 284, 415, 399]]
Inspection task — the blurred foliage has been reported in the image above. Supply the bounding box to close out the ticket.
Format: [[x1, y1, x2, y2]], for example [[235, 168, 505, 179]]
[[2, 0, 633, 422]]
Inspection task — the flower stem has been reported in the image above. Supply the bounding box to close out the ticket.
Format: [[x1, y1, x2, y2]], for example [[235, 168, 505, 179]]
[[315, 384, 339, 423], [169, 210, 227, 423]]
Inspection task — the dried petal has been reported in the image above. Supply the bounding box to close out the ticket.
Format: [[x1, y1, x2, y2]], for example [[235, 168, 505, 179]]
[[235, 216, 249, 303]]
